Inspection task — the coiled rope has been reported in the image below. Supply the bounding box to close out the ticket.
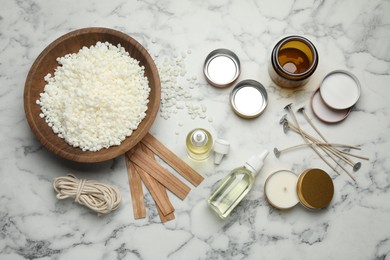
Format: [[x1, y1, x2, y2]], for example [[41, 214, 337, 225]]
[[53, 174, 121, 215]]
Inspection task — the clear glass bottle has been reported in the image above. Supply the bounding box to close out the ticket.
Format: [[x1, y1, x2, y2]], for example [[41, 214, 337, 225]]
[[186, 128, 213, 160], [207, 150, 268, 219], [269, 35, 318, 88]]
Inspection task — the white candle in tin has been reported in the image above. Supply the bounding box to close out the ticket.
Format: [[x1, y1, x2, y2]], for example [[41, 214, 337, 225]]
[[264, 170, 299, 209]]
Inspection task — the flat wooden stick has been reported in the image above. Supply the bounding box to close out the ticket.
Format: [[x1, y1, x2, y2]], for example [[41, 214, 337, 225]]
[[141, 133, 204, 187], [141, 143, 175, 222], [128, 150, 191, 200], [134, 163, 175, 217], [125, 154, 146, 219], [156, 204, 175, 222]]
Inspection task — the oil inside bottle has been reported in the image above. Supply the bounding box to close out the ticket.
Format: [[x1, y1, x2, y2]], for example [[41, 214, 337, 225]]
[[207, 150, 268, 219], [207, 167, 254, 219], [278, 48, 311, 74], [186, 128, 213, 160]]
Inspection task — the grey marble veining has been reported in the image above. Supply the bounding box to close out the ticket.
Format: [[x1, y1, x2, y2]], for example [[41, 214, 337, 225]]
[[1, 0, 390, 259]]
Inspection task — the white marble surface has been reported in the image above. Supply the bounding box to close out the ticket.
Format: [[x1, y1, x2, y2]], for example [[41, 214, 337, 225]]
[[1, 0, 390, 259]]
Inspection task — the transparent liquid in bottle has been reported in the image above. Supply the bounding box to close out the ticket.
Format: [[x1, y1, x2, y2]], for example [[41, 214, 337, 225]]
[[186, 128, 213, 160], [207, 167, 254, 219]]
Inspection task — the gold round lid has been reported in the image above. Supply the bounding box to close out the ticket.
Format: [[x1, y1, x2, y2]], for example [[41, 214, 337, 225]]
[[296, 168, 334, 210]]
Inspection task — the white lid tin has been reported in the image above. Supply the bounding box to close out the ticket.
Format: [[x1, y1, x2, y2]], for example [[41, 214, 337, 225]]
[[204, 49, 240, 88], [319, 70, 361, 110], [311, 88, 352, 123], [230, 80, 268, 118]]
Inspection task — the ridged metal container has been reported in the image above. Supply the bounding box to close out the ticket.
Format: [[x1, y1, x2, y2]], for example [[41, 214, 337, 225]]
[[204, 49, 240, 88], [230, 80, 268, 118]]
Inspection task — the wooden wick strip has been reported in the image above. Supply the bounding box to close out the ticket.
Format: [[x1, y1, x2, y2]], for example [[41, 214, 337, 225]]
[[156, 201, 175, 222], [141, 143, 175, 222], [134, 164, 175, 217], [129, 150, 191, 200], [141, 133, 204, 187], [125, 153, 146, 219]]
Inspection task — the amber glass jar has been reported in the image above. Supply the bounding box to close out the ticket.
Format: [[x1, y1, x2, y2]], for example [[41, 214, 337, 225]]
[[269, 35, 318, 88]]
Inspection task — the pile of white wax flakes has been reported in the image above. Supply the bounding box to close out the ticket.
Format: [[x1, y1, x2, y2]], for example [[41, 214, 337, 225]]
[[37, 42, 150, 152]]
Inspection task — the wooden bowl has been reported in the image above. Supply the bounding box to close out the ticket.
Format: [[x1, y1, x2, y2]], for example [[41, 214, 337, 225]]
[[24, 28, 161, 163]]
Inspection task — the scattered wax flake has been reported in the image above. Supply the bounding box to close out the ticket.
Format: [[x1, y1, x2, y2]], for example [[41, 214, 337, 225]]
[[155, 52, 208, 120]]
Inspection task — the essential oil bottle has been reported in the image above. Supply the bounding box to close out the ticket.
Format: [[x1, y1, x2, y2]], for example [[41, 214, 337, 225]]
[[186, 128, 213, 160], [207, 150, 269, 219]]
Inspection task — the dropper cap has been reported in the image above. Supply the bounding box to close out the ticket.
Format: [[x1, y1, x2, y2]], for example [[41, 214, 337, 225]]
[[190, 129, 209, 147], [213, 139, 230, 165], [245, 150, 269, 176]]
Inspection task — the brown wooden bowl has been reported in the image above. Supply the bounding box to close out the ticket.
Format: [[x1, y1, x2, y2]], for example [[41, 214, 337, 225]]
[[24, 27, 160, 163]]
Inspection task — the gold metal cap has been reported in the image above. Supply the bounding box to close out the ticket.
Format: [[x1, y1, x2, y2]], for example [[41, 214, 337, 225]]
[[296, 168, 334, 210]]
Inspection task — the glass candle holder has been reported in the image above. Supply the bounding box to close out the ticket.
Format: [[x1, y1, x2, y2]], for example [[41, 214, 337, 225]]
[[269, 35, 319, 88]]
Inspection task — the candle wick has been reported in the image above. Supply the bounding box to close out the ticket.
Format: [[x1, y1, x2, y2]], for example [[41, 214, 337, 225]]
[[283, 187, 287, 192]]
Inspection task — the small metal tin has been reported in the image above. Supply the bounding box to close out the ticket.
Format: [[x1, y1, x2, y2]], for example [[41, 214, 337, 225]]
[[264, 168, 334, 211], [311, 88, 352, 123], [264, 170, 300, 210], [204, 49, 240, 88], [319, 70, 361, 110], [230, 80, 268, 118], [296, 169, 334, 210]]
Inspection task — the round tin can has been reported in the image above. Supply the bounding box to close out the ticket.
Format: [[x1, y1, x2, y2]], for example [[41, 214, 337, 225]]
[[264, 170, 300, 210], [296, 169, 334, 210], [204, 49, 240, 88], [311, 88, 352, 123], [230, 80, 268, 118], [264, 168, 334, 210], [319, 70, 361, 110]]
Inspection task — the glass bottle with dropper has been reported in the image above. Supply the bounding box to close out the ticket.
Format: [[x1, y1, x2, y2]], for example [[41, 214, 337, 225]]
[[207, 150, 269, 219], [186, 128, 213, 160]]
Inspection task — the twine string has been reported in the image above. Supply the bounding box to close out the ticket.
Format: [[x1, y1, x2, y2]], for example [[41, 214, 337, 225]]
[[53, 174, 121, 216]]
